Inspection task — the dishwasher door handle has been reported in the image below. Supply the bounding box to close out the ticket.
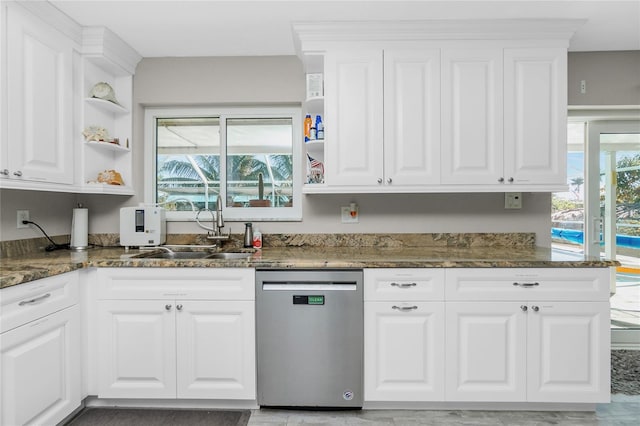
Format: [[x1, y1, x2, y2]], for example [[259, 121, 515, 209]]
[[262, 283, 357, 291]]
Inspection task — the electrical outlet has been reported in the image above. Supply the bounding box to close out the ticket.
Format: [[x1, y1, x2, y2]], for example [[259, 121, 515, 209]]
[[504, 193, 522, 209], [341, 206, 359, 223], [17, 210, 30, 228], [580, 79, 586, 94]]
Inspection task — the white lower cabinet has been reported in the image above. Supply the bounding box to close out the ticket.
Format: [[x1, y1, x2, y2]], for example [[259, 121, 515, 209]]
[[364, 267, 611, 406], [364, 269, 445, 401], [444, 268, 611, 404], [0, 272, 81, 426], [96, 268, 256, 400], [365, 301, 445, 401], [526, 301, 609, 403], [445, 302, 527, 402]]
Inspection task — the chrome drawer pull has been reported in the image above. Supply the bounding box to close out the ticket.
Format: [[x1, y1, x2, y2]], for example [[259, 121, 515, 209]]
[[392, 305, 418, 311], [513, 282, 539, 287], [390, 282, 417, 288], [18, 293, 51, 306]]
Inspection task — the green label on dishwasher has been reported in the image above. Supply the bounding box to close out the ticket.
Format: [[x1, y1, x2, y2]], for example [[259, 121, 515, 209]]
[[308, 295, 324, 305]]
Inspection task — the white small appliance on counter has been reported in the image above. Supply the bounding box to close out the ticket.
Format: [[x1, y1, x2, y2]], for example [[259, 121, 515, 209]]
[[119, 206, 166, 248]]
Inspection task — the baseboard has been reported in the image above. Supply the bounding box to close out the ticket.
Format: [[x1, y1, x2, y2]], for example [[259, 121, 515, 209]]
[[612, 343, 640, 350], [83, 396, 258, 410]]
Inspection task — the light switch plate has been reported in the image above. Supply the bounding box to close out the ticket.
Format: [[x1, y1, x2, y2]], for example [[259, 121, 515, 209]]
[[505, 192, 522, 209]]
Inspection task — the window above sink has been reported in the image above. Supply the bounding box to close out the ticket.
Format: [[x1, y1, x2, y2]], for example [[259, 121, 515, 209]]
[[144, 106, 302, 222]]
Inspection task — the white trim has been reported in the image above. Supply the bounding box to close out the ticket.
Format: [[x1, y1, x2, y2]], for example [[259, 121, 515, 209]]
[[144, 106, 302, 222]]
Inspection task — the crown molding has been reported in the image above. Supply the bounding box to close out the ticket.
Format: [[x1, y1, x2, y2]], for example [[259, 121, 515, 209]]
[[82, 27, 142, 76], [12, 0, 83, 47], [293, 19, 586, 55]]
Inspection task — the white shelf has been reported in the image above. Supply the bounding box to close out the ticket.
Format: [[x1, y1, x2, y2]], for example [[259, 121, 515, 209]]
[[85, 97, 129, 114], [85, 140, 130, 153], [305, 139, 325, 163], [82, 182, 135, 195]]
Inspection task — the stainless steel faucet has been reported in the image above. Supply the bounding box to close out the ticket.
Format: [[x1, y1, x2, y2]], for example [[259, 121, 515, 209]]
[[206, 194, 229, 241]]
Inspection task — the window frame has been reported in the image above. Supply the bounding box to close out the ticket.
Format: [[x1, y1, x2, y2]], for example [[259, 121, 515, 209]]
[[144, 106, 302, 222]]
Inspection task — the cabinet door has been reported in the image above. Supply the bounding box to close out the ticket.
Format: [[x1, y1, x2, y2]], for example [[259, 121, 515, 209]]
[[5, 4, 75, 185], [0, 305, 80, 426], [445, 302, 526, 401], [441, 48, 503, 185], [324, 49, 383, 186], [98, 300, 176, 398], [176, 300, 256, 399], [365, 302, 444, 401], [527, 302, 610, 403], [504, 48, 567, 185], [384, 49, 441, 186]]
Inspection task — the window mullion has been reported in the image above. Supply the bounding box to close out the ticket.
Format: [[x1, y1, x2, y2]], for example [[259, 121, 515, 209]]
[[219, 115, 228, 210]]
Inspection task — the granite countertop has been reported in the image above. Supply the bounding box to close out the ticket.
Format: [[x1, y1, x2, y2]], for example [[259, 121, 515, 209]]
[[0, 243, 619, 289]]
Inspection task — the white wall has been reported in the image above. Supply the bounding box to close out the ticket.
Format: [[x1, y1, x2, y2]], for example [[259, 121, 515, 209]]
[[1, 55, 553, 246]]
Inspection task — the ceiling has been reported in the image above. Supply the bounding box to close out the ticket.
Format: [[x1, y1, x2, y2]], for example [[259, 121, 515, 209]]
[[50, 0, 640, 57]]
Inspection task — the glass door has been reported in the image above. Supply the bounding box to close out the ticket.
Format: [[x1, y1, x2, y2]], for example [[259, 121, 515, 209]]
[[586, 120, 640, 346], [554, 118, 640, 347]]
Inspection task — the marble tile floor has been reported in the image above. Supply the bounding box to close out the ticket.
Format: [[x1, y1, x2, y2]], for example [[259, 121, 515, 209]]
[[247, 395, 639, 426]]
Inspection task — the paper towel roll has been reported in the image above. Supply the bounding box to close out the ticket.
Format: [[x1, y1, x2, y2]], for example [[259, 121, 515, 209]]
[[70, 207, 88, 250]]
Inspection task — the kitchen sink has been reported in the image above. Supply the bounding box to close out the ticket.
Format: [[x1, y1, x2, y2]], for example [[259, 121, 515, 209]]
[[207, 252, 252, 260], [131, 250, 252, 260], [133, 251, 212, 260]]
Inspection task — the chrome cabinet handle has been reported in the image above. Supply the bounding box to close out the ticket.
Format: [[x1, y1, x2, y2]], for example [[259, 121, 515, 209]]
[[520, 305, 528, 312], [390, 282, 417, 288], [392, 305, 418, 311], [165, 304, 172, 311], [18, 293, 51, 306], [176, 304, 183, 311], [377, 178, 383, 184], [0, 169, 8, 176], [498, 177, 504, 183], [13, 171, 22, 177], [508, 177, 514, 183], [513, 282, 539, 287], [386, 178, 392, 184], [532, 305, 540, 312]]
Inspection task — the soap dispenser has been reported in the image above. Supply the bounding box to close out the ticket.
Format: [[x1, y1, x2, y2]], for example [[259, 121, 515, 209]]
[[243, 223, 253, 248]]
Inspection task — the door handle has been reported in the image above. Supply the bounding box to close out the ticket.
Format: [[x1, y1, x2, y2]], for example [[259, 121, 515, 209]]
[[392, 305, 418, 312], [18, 293, 51, 306], [513, 282, 539, 287], [390, 282, 417, 288]]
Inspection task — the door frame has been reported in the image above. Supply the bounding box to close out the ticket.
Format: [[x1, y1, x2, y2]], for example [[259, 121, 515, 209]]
[[578, 114, 640, 348]]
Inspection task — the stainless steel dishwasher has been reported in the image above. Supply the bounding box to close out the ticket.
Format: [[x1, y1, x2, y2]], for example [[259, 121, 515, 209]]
[[256, 269, 363, 408]]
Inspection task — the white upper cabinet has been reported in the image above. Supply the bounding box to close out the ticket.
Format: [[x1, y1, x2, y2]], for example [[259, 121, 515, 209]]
[[317, 48, 440, 190], [441, 48, 503, 185], [2, 2, 80, 188], [1, 2, 140, 194], [384, 49, 441, 186], [324, 49, 384, 186], [294, 20, 581, 193], [503, 48, 567, 186]]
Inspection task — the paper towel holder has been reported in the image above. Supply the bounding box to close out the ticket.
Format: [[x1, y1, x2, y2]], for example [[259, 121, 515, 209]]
[[70, 203, 89, 251]]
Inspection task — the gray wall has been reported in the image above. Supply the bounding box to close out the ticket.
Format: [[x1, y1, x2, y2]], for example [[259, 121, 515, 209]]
[[568, 51, 640, 106], [86, 56, 554, 246], [2, 55, 556, 246]]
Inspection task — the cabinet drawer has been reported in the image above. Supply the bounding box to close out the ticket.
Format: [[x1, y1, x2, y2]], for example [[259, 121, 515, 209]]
[[364, 269, 445, 301], [0, 271, 79, 334], [445, 268, 611, 301], [97, 268, 255, 300]]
